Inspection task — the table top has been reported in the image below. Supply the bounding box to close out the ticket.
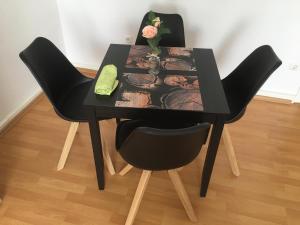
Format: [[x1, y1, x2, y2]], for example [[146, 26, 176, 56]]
[[84, 44, 229, 121]]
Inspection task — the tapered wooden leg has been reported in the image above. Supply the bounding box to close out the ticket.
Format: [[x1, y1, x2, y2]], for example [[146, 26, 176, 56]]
[[222, 126, 240, 176], [177, 167, 184, 172], [168, 170, 198, 222], [99, 121, 116, 175], [102, 140, 116, 175], [125, 170, 151, 225], [119, 164, 133, 176], [57, 122, 79, 171], [204, 125, 212, 148]]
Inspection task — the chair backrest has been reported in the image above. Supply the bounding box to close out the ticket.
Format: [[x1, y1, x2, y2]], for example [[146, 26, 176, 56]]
[[222, 45, 282, 121], [118, 123, 210, 171], [19, 37, 85, 116], [135, 11, 185, 47]]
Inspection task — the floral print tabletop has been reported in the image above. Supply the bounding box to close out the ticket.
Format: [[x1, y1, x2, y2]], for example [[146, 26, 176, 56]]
[[115, 46, 203, 111]]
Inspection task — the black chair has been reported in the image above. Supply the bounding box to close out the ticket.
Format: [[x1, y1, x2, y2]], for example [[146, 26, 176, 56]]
[[135, 11, 185, 47], [19, 37, 115, 174], [115, 120, 210, 225], [219, 45, 282, 176]]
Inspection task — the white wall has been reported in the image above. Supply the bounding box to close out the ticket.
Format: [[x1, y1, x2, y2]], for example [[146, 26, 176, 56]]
[[0, 0, 64, 130], [57, 0, 300, 100]]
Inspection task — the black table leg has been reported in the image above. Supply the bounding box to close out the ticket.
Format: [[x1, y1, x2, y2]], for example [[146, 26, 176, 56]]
[[200, 117, 225, 197], [87, 108, 105, 190]]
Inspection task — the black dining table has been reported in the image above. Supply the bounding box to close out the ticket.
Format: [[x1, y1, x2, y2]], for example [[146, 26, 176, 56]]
[[83, 44, 230, 197]]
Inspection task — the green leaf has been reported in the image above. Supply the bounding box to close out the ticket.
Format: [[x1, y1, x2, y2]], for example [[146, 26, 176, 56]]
[[154, 36, 161, 46], [159, 23, 166, 29], [147, 36, 160, 48], [159, 27, 171, 35], [148, 11, 155, 22], [153, 47, 161, 55], [147, 39, 156, 49], [157, 27, 171, 38], [147, 36, 162, 55], [151, 37, 159, 46]]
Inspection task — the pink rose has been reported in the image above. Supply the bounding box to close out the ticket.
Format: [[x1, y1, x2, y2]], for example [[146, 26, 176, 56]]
[[142, 25, 157, 39]]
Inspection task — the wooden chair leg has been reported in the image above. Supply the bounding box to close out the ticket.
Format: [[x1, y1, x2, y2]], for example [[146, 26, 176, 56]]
[[204, 125, 212, 148], [125, 170, 151, 225], [99, 124, 116, 175], [102, 146, 116, 175], [177, 167, 184, 172], [222, 126, 240, 176], [168, 170, 198, 222], [57, 122, 79, 171], [119, 164, 134, 176]]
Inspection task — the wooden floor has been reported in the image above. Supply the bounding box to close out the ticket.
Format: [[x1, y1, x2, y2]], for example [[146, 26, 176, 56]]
[[0, 96, 300, 225]]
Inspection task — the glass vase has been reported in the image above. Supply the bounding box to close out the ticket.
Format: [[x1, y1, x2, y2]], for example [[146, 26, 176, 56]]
[[148, 54, 160, 75]]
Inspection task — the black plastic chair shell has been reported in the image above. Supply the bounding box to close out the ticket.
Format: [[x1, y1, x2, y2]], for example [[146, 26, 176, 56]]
[[135, 11, 185, 47], [19, 37, 106, 122], [116, 120, 210, 171]]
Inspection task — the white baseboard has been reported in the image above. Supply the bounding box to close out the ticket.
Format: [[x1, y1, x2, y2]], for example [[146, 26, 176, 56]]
[[291, 87, 300, 103], [0, 89, 43, 133], [256, 89, 295, 101]]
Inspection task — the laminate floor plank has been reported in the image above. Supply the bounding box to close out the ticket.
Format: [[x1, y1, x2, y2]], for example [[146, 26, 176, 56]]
[[0, 96, 300, 225]]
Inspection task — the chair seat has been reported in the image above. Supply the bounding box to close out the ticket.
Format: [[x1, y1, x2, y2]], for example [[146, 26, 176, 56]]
[[56, 79, 94, 122]]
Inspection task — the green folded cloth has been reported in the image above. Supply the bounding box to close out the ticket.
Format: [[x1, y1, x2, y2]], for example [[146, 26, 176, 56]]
[[94, 64, 119, 95]]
